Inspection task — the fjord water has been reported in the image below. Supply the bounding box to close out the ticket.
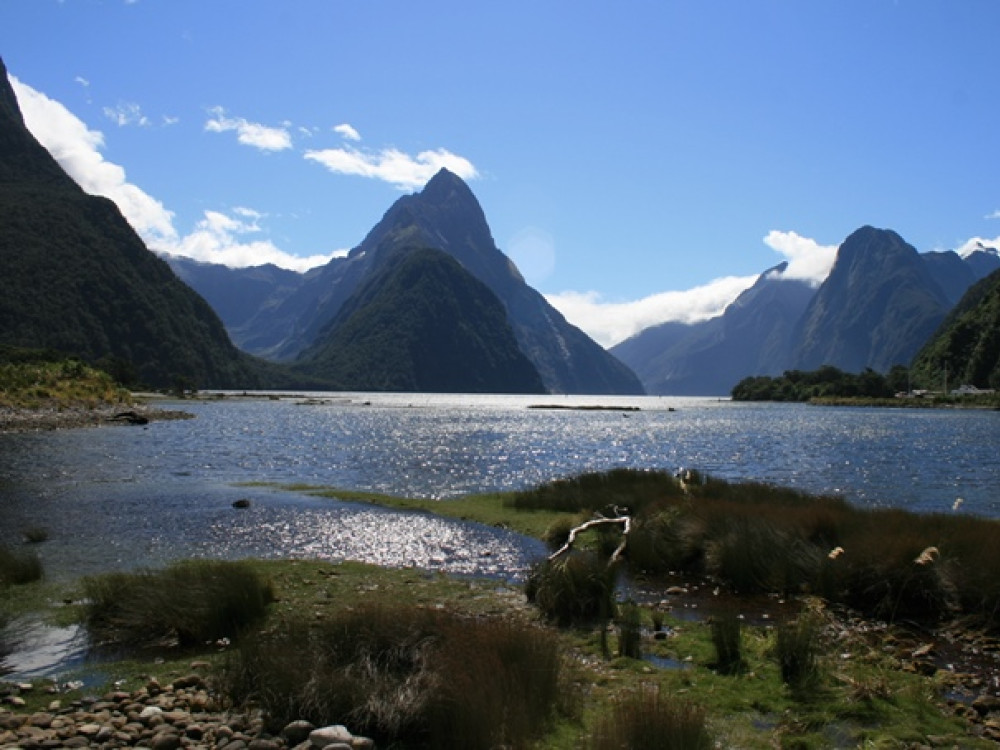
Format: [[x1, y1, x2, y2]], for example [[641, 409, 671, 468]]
[[2, 393, 999, 680], [2, 393, 999, 585]]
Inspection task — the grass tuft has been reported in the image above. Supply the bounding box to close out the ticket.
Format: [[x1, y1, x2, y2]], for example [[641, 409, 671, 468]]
[[525, 552, 618, 627], [0, 545, 43, 586], [590, 685, 712, 750], [81, 559, 274, 648], [710, 608, 744, 676], [775, 614, 824, 697], [220, 603, 567, 749]]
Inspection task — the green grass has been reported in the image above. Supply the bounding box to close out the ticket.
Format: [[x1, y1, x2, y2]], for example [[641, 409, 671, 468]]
[[240, 482, 573, 540]]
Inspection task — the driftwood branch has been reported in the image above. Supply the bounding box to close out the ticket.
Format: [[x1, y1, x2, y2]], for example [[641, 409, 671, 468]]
[[548, 507, 633, 564]]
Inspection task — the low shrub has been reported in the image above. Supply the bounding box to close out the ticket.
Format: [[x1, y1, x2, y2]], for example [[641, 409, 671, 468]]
[[221, 604, 567, 749], [525, 552, 617, 627], [82, 560, 273, 648], [0, 545, 43, 586], [590, 685, 711, 750]]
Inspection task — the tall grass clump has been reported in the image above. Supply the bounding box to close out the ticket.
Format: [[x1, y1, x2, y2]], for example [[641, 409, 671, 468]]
[[525, 551, 618, 627], [0, 545, 43, 586], [703, 515, 822, 594], [507, 468, 685, 516], [82, 560, 273, 648], [590, 685, 711, 750], [221, 604, 567, 749], [521, 469, 1000, 630], [616, 601, 643, 659], [775, 614, 824, 697], [710, 608, 744, 675]]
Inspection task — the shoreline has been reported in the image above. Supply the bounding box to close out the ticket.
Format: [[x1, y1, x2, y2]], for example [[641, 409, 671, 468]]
[[0, 403, 194, 434]]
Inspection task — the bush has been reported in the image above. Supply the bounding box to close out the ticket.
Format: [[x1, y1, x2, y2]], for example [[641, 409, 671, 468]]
[[525, 552, 617, 627], [590, 685, 711, 750], [82, 560, 274, 648], [221, 604, 567, 749], [0, 545, 43, 586]]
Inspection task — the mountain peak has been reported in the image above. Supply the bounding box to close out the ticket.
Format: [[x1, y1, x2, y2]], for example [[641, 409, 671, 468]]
[[418, 167, 476, 205], [0, 57, 24, 129]]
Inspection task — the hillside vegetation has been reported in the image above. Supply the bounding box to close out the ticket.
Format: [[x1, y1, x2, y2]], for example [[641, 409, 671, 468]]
[[0, 348, 130, 410], [911, 268, 1000, 390]]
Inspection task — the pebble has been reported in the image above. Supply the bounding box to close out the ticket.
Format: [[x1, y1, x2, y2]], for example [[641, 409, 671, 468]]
[[0, 681, 374, 749]]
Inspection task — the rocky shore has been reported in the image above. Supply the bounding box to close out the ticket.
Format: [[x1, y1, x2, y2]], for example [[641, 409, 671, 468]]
[[0, 404, 192, 434], [0, 672, 373, 749]]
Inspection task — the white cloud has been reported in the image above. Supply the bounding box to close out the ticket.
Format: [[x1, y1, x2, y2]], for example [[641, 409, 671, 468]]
[[546, 230, 838, 348], [762, 230, 837, 285], [334, 123, 361, 141], [12, 76, 332, 272], [304, 144, 478, 190], [12, 76, 178, 245], [985, 210, 1000, 220], [103, 101, 150, 127], [546, 275, 756, 348], [204, 106, 292, 151], [956, 236, 1000, 257], [74, 76, 89, 88], [162, 208, 344, 272]]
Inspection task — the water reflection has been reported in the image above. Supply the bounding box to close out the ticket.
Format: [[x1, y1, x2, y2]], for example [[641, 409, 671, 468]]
[[1, 394, 999, 586]]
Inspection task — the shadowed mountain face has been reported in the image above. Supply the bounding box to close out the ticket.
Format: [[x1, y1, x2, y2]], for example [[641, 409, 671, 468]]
[[0, 57, 267, 388], [911, 267, 1000, 390], [792, 226, 952, 373], [294, 247, 546, 393], [174, 168, 644, 395]]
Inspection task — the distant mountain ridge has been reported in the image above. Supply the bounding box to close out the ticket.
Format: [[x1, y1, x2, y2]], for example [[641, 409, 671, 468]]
[[171, 169, 644, 395], [612, 226, 1000, 395]]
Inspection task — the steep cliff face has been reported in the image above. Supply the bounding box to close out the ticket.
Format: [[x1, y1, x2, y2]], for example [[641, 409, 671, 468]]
[[0, 58, 264, 388]]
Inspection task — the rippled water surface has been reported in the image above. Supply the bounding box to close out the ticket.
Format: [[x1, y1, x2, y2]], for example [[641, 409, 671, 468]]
[[2, 393, 999, 586]]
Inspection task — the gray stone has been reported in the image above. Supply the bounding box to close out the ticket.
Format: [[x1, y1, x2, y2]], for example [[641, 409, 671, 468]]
[[283, 719, 316, 745], [151, 730, 182, 750], [310, 724, 354, 747]]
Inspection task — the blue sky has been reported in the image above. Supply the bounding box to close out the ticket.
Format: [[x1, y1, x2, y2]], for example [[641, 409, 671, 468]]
[[4, 0, 1000, 346]]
